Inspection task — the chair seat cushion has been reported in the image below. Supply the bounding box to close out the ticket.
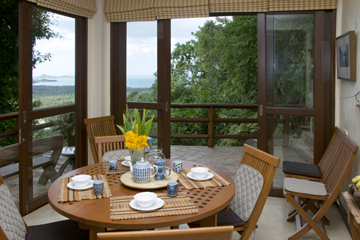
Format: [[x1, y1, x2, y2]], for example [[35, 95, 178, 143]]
[[102, 149, 130, 162], [188, 208, 246, 228], [26, 220, 89, 240], [282, 161, 322, 178], [283, 178, 328, 196]]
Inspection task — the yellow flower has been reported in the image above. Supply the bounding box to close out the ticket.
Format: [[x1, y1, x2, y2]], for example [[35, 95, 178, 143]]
[[124, 130, 148, 151], [137, 135, 148, 148]]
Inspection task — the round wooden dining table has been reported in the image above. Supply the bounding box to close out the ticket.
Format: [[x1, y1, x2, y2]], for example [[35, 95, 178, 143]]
[[48, 159, 236, 240]]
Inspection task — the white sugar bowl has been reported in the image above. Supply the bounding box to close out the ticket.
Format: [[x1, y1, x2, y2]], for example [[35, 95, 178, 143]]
[[72, 175, 91, 187], [191, 167, 209, 178], [134, 192, 157, 208]]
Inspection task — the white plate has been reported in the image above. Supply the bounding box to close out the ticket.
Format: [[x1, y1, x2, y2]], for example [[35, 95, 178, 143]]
[[187, 172, 214, 181], [121, 160, 130, 167], [124, 156, 131, 161], [67, 180, 94, 190], [129, 198, 164, 211]]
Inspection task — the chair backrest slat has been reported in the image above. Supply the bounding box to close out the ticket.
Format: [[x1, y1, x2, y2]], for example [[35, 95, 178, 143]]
[[84, 115, 117, 163], [319, 127, 358, 197], [95, 135, 126, 163], [324, 142, 356, 195], [318, 130, 341, 176]]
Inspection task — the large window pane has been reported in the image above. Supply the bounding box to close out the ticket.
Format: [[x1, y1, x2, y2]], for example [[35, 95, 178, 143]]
[[266, 14, 314, 108], [267, 115, 314, 188], [32, 10, 75, 109], [127, 22, 157, 103], [170, 16, 257, 147], [31, 112, 75, 200]]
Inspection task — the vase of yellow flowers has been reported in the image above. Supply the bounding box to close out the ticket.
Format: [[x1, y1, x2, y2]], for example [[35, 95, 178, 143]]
[[117, 106, 154, 166]]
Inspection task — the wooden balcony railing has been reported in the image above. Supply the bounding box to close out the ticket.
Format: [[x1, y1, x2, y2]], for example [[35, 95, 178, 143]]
[[1, 103, 259, 148], [0, 112, 19, 140], [147, 103, 258, 147]]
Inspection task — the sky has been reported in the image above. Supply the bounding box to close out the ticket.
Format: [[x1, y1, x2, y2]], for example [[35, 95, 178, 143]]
[[33, 14, 224, 78]]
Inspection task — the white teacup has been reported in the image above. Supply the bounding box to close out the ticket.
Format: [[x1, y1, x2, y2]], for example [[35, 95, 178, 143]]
[[134, 192, 157, 208], [72, 175, 91, 187], [191, 167, 209, 179]]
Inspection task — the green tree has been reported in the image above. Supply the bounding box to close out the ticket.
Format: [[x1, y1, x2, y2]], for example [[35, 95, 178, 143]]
[[0, 0, 60, 146]]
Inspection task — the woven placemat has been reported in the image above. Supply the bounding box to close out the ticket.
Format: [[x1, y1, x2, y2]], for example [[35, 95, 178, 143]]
[[343, 191, 360, 224], [177, 167, 231, 190], [58, 175, 112, 202], [103, 160, 130, 174], [110, 192, 197, 220]]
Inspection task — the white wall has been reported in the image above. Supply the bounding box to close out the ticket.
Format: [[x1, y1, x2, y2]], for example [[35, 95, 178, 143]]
[[336, 0, 360, 209], [87, 0, 111, 164]]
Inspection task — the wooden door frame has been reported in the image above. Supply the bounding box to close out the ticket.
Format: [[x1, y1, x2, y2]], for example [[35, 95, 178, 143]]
[[110, 20, 172, 158], [257, 11, 336, 196], [18, 1, 88, 215]]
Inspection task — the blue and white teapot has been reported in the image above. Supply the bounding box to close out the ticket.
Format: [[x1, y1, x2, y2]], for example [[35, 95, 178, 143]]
[[129, 158, 158, 183]]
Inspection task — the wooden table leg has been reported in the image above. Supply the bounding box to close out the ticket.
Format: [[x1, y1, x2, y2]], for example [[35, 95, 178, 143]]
[[348, 211, 360, 240], [200, 214, 217, 227], [79, 223, 105, 240], [89, 226, 106, 240]]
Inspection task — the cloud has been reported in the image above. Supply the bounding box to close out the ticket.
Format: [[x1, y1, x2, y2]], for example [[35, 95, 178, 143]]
[[32, 15, 230, 77], [33, 14, 75, 77]]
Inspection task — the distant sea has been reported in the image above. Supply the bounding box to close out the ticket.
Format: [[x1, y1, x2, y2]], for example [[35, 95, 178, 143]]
[[33, 75, 155, 88]]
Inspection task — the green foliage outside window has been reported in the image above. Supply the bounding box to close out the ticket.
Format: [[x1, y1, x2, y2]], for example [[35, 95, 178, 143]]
[[0, 1, 60, 146]]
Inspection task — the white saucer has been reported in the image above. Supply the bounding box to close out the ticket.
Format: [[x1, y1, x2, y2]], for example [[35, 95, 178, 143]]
[[129, 198, 164, 211], [187, 172, 214, 181], [67, 180, 94, 190], [121, 160, 130, 167]]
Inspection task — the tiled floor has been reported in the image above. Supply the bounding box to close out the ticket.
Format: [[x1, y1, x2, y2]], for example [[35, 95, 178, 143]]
[[171, 145, 307, 188], [23, 197, 352, 240]]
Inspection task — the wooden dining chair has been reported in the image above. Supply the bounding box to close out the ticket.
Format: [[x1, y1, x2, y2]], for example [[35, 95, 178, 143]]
[[0, 174, 89, 240], [84, 115, 117, 163], [188, 144, 280, 240], [94, 135, 129, 163], [283, 133, 358, 240], [97, 226, 234, 240], [282, 127, 346, 182]]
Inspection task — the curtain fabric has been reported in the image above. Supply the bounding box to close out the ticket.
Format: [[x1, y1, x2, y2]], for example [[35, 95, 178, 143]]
[[269, 0, 338, 11], [26, 0, 96, 18], [106, 0, 156, 23], [105, 0, 338, 23], [209, 0, 268, 13], [154, 0, 209, 20]]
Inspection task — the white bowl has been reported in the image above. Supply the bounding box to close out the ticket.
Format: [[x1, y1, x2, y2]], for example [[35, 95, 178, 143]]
[[191, 167, 209, 179], [72, 175, 91, 187], [134, 192, 157, 208]]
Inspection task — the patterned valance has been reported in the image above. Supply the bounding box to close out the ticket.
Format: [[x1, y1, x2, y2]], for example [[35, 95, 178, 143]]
[[154, 0, 209, 20], [268, 0, 338, 12], [209, 0, 268, 13], [105, 0, 338, 23], [105, 0, 156, 22], [27, 0, 97, 19]]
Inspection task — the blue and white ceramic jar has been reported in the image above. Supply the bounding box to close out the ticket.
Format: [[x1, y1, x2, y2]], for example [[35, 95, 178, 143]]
[[154, 158, 171, 181], [167, 181, 178, 197]]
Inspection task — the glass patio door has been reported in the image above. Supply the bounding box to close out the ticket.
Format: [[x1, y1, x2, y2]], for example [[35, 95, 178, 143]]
[[257, 11, 336, 195], [265, 14, 315, 189], [18, 1, 87, 214]]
